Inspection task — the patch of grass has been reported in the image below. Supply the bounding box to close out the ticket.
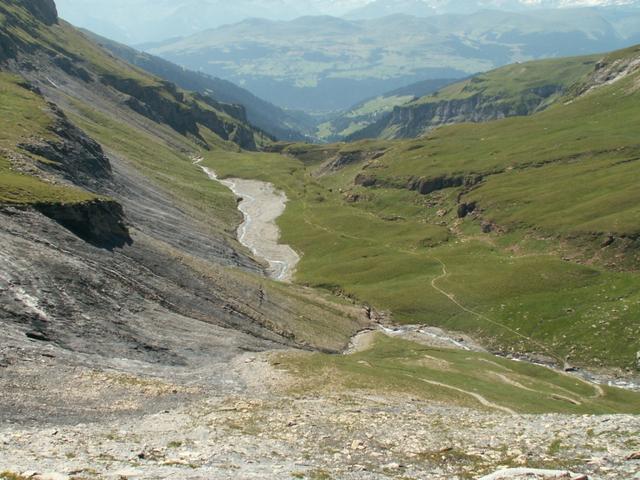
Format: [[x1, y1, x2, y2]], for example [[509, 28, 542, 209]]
[[306, 469, 333, 480], [0, 168, 97, 204], [0, 73, 96, 204], [0, 472, 30, 480], [276, 334, 640, 415], [548, 438, 563, 456]]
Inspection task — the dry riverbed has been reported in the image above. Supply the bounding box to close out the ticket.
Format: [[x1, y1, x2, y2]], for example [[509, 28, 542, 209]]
[[196, 160, 300, 282]]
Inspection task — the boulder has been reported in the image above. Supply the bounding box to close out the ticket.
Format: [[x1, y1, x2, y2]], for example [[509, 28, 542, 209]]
[[457, 202, 477, 218], [33, 473, 70, 480], [478, 468, 584, 479], [627, 451, 640, 460], [35, 200, 132, 250]]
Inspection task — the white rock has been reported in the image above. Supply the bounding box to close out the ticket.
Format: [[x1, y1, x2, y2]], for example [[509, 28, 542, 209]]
[[478, 468, 576, 480], [112, 468, 143, 478], [34, 474, 70, 480]]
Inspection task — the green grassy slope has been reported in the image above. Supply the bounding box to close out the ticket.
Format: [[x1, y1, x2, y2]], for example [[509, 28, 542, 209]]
[[369, 46, 640, 240], [205, 45, 640, 370], [278, 334, 640, 414], [355, 53, 602, 140], [412, 55, 599, 106]]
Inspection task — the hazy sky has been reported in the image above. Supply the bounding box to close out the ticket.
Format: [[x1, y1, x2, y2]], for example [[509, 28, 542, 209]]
[[55, 0, 358, 43], [55, 0, 638, 44]]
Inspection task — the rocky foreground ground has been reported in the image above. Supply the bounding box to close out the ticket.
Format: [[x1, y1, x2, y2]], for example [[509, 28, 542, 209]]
[[1, 338, 639, 480]]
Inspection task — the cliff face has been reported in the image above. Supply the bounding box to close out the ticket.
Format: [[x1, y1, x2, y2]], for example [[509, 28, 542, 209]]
[[349, 85, 564, 140], [317, 148, 386, 176], [355, 172, 482, 196], [33, 199, 131, 249], [22, 0, 58, 25], [569, 47, 640, 97], [101, 75, 258, 150]]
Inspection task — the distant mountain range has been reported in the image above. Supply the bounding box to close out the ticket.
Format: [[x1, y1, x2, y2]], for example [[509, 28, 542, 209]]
[[347, 0, 640, 19], [55, 0, 369, 43], [146, 7, 640, 112], [55, 0, 640, 44]]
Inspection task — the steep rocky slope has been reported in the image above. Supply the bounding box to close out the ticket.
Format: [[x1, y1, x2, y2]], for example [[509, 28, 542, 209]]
[[0, 0, 367, 429]]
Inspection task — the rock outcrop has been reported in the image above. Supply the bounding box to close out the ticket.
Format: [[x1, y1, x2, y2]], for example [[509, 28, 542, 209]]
[[22, 0, 58, 26], [52, 55, 93, 82], [19, 104, 113, 191], [355, 172, 482, 196], [0, 1, 55, 61], [317, 148, 386, 176], [101, 75, 258, 150], [0, 29, 18, 61], [570, 48, 640, 97], [349, 86, 564, 140], [34, 199, 131, 249], [407, 174, 482, 196]]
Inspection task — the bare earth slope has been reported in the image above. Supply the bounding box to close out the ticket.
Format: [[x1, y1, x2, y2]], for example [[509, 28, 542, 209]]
[[0, 0, 366, 431]]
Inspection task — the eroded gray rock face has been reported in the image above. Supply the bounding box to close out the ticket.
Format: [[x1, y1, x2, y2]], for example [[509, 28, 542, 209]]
[[18, 103, 113, 191], [22, 0, 58, 26], [349, 85, 565, 141]]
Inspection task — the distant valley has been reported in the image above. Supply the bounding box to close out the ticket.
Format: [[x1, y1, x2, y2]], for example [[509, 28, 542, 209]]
[[146, 8, 640, 113]]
